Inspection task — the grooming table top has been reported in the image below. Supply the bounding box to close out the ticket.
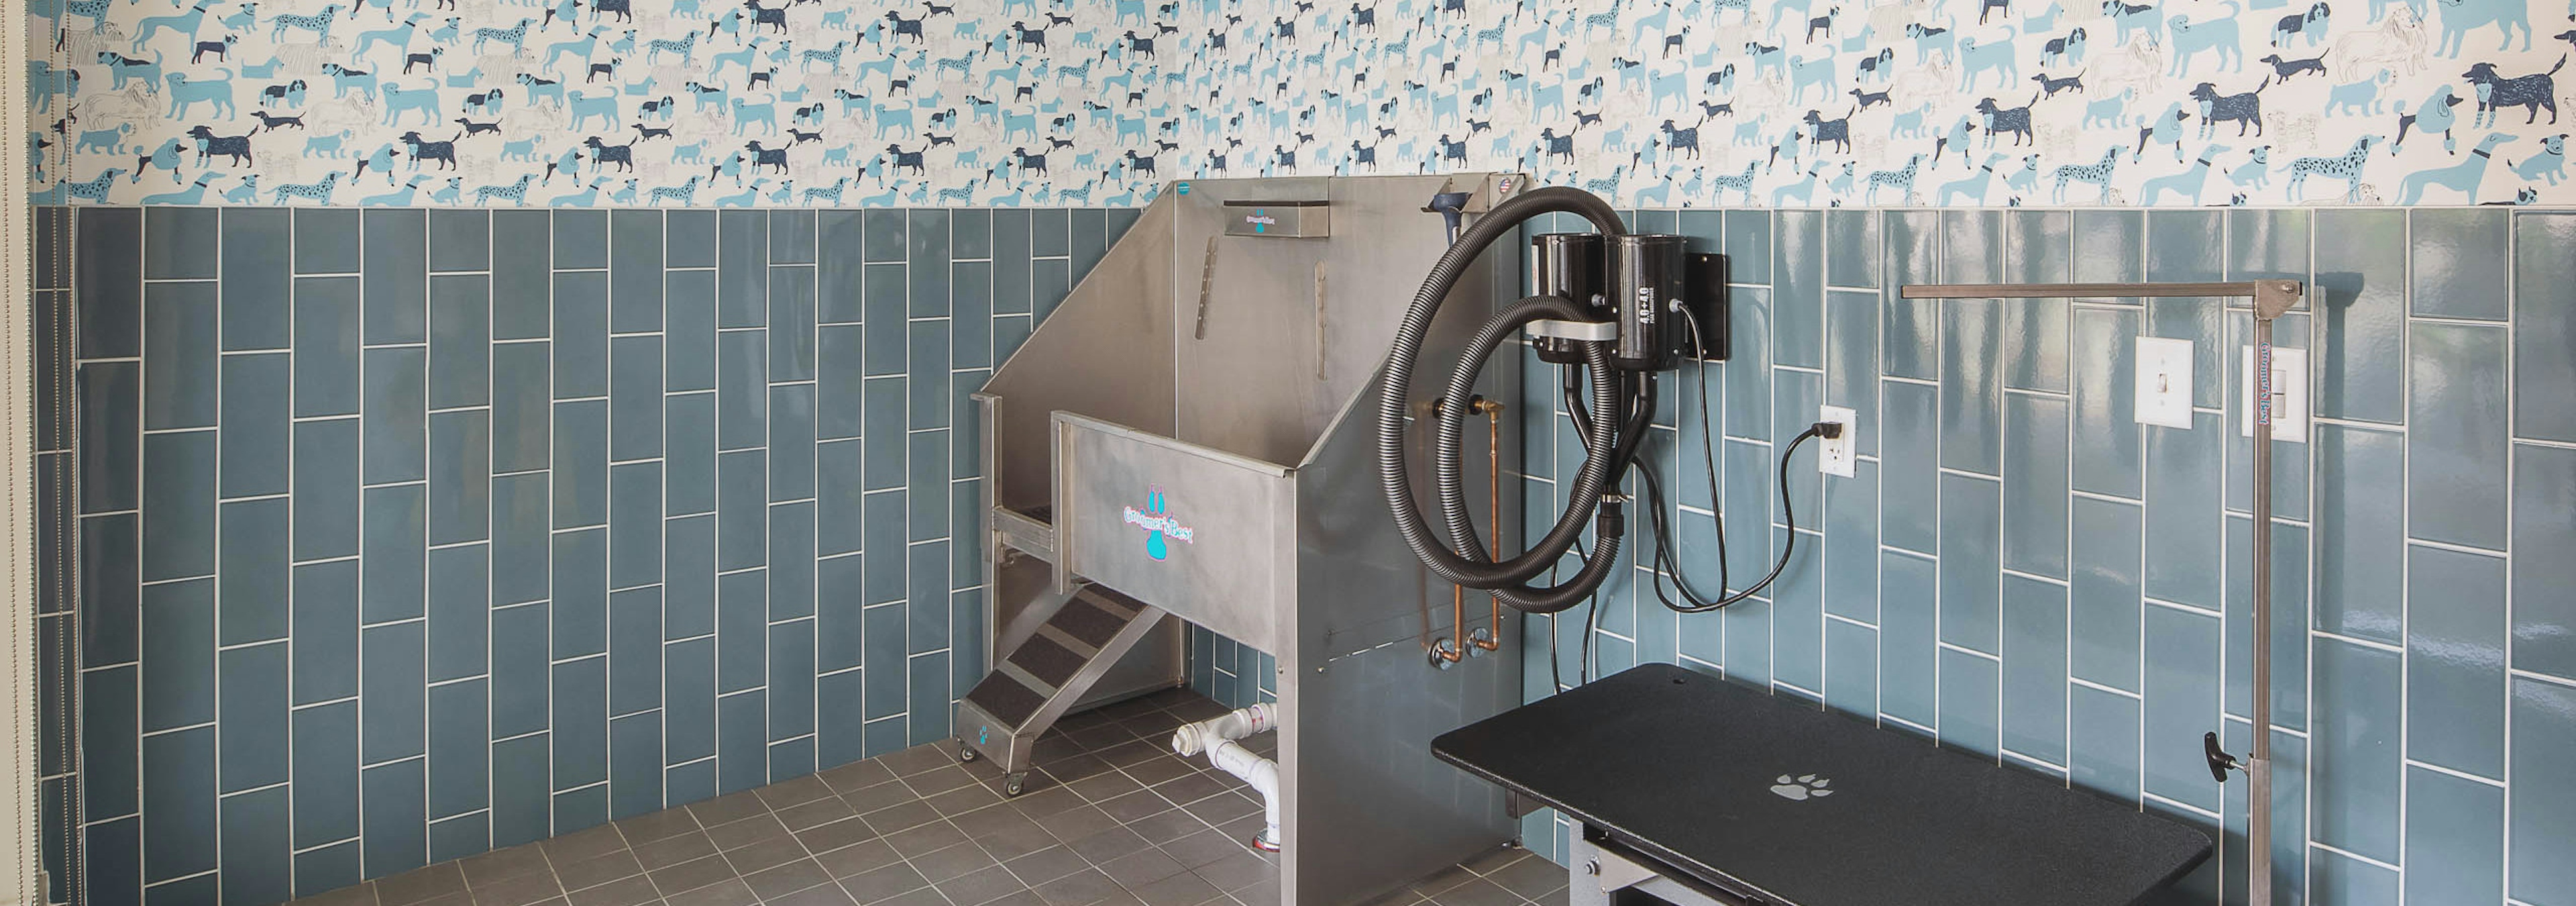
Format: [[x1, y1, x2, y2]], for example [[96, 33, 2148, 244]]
[[1432, 664, 2212, 906]]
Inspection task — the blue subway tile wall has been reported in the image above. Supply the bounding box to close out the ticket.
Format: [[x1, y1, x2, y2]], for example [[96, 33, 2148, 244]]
[[1349, 206, 2564, 906], [42, 199, 2576, 906], [50, 206, 1122, 905]]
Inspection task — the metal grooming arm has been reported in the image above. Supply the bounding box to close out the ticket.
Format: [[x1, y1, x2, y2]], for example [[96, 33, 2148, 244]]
[[1898, 280, 2303, 906]]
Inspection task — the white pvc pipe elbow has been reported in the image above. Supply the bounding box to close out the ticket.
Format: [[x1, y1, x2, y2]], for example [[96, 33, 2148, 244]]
[[1208, 739, 1282, 851], [1171, 703, 1284, 851], [1168, 702, 1276, 757]]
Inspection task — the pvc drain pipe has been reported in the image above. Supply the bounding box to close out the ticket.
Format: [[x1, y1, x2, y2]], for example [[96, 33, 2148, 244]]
[[1171, 704, 1282, 851], [1169, 702, 1275, 756]]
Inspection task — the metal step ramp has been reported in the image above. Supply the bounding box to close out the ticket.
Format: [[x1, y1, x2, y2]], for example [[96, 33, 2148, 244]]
[[953, 583, 1165, 795]]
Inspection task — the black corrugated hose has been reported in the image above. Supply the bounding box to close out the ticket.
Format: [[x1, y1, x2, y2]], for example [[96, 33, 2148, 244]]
[[1375, 187, 1636, 614]]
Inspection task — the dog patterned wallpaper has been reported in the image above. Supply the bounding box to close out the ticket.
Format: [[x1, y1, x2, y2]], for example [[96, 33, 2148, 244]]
[[29, 0, 1180, 206], [26, 0, 2576, 206], [1169, 0, 2575, 207]]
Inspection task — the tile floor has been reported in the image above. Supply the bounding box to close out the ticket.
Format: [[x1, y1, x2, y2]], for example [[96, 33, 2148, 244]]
[[284, 689, 1570, 906]]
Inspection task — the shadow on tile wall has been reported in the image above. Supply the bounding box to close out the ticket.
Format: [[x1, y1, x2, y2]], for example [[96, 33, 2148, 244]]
[[1193, 206, 2576, 906], [36, 205, 1136, 905]]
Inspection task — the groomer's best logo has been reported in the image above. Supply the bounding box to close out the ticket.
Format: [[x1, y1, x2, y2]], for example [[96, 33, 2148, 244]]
[[1124, 489, 1196, 560]]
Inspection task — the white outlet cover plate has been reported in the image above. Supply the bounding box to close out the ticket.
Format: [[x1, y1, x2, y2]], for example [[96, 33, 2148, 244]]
[[2241, 346, 2309, 444], [1817, 405, 1857, 477], [2135, 337, 2195, 430]]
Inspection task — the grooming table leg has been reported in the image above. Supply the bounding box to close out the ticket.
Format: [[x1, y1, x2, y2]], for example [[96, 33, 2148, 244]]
[[1568, 830, 1749, 906]]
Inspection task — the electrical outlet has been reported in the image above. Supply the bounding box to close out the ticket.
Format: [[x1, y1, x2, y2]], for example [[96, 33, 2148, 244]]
[[2135, 337, 2195, 429], [2241, 346, 2309, 444], [1817, 405, 1857, 477]]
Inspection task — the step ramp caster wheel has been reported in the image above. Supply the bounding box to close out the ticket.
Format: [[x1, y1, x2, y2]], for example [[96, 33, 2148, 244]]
[[1003, 772, 1029, 797], [954, 740, 977, 763]]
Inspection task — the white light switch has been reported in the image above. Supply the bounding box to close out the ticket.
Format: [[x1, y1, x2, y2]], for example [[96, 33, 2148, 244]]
[[2135, 337, 2194, 429], [2241, 346, 2309, 444]]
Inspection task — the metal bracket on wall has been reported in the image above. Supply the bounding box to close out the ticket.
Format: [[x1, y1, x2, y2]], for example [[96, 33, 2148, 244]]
[[1900, 279, 2304, 906], [1313, 262, 1328, 381], [1193, 236, 1220, 341]]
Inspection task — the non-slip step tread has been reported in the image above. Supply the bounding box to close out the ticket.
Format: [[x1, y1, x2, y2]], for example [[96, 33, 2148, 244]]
[[1007, 633, 1085, 689], [965, 672, 1046, 730], [1050, 595, 1130, 649]]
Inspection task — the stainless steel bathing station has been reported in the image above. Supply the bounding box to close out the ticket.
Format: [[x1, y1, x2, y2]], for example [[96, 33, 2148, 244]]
[[959, 175, 1532, 905]]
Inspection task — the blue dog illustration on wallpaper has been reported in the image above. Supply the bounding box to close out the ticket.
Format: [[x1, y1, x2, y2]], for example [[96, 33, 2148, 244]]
[[27, 0, 2576, 206]]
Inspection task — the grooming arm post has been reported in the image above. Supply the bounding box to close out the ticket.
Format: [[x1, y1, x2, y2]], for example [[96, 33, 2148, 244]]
[[2243, 279, 2299, 906], [1902, 280, 2304, 906]]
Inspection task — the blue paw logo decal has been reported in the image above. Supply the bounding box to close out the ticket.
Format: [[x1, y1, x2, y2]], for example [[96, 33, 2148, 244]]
[[1121, 488, 1193, 560]]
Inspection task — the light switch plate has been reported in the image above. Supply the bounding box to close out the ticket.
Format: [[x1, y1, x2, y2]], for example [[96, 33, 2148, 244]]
[[2135, 337, 2194, 429], [2241, 346, 2309, 444], [1817, 405, 1857, 477]]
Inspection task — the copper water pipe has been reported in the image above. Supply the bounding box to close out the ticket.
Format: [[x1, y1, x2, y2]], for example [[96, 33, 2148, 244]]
[[1436, 398, 1507, 662], [1470, 398, 1504, 651]]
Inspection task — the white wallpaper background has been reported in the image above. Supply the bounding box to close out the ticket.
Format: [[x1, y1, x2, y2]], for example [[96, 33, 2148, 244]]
[[25, 0, 2576, 206], [1171, 0, 2576, 207], [30, 0, 1181, 205]]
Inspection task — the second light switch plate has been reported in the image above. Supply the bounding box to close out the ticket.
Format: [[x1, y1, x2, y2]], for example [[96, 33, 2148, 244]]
[[2240, 346, 2310, 444]]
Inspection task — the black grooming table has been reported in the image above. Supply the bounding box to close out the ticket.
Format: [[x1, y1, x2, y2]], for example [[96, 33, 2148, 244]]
[[1432, 664, 2210, 906]]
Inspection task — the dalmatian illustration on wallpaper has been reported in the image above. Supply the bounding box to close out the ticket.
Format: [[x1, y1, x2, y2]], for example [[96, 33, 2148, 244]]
[[27, 0, 1187, 205], [21, 0, 2576, 206]]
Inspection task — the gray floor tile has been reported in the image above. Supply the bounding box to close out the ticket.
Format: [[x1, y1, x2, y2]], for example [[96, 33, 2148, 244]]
[[780, 796, 861, 831], [648, 855, 739, 897], [814, 840, 905, 880], [845, 780, 924, 814], [723, 835, 811, 876], [818, 758, 898, 793], [758, 774, 839, 809], [911, 840, 1002, 883], [1189, 851, 1275, 893], [1481, 855, 1564, 901], [462, 843, 553, 889], [288, 690, 1521, 906], [1096, 791, 1176, 824], [1031, 869, 1122, 906], [553, 850, 644, 893], [1157, 832, 1247, 871], [879, 744, 958, 777], [861, 800, 943, 836], [689, 789, 772, 827], [1427, 878, 1521, 906], [841, 862, 933, 904], [632, 831, 718, 870], [706, 813, 792, 851], [867, 885, 955, 906], [768, 882, 863, 906], [541, 825, 631, 866], [797, 815, 883, 855], [934, 864, 1026, 906], [1130, 872, 1222, 906], [1096, 848, 1187, 889], [616, 805, 704, 846], [466, 870, 564, 906], [663, 878, 757, 906], [564, 874, 658, 906], [1001, 847, 1089, 887], [884, 821, 973, 859], [1030, 805, 1118, 844], [1065, 826, 1151, 865], [743, 858, 837, 901], [927, 783, 1007, 816], [1124, 811, 1206, 847]]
